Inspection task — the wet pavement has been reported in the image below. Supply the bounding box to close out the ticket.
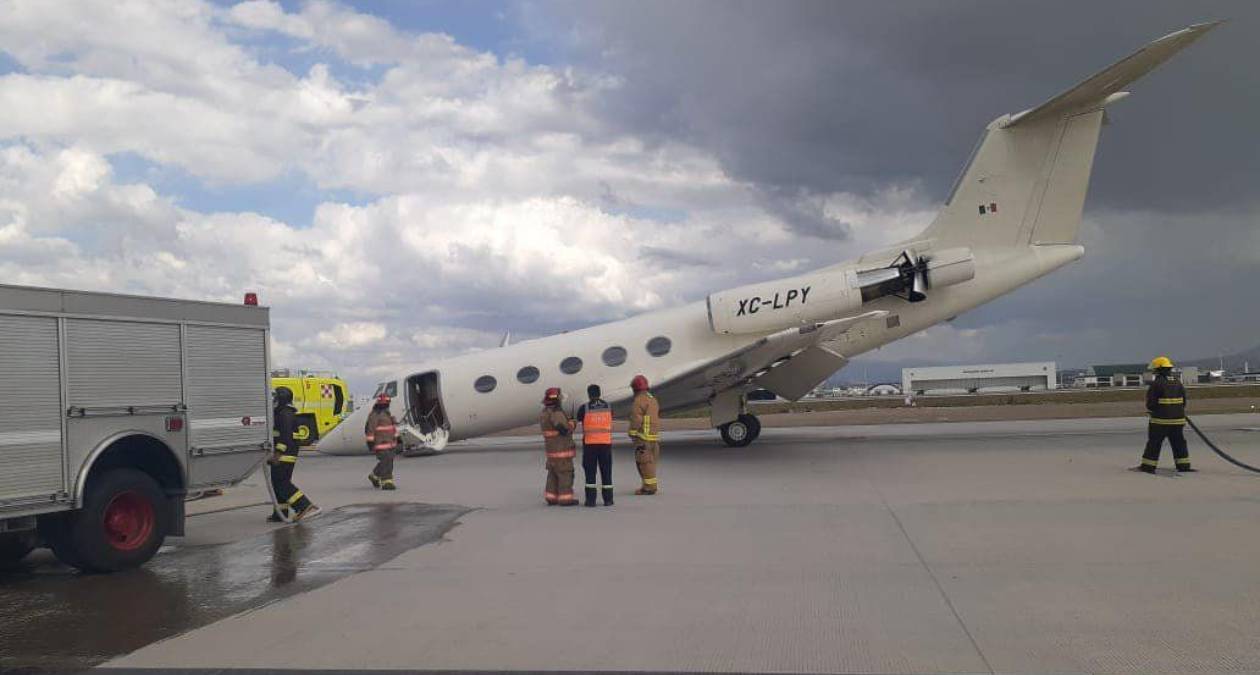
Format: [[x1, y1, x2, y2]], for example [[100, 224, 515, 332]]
[[0, 503, 469, 671], [2, 415, 1260, 673]]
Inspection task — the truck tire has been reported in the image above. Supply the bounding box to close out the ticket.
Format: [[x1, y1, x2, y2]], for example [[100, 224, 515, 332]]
[[294, 414, 319, 447], [51, 468, 169, 573], [0, 531, 36, 568]]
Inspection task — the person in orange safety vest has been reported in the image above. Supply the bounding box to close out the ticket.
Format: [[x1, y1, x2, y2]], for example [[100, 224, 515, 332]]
[[540, 387, 578, 505], [364, 393, 400, 490], [577, 384, 614, 507]]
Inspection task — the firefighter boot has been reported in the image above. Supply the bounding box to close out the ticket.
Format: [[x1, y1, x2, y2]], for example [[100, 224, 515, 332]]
[[584, 485, 597, 507], [294, 504, 322, 521], [381, 478, 397, 491], [368, 473, 382, 489]]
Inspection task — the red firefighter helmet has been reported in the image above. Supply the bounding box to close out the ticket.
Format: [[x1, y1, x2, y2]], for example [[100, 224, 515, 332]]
[[542, 387, 562, 405], [631, 374, 649, 392], [375, 393, 392, 407]]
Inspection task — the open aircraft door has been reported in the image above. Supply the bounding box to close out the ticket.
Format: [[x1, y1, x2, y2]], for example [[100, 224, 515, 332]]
[[400, 371, 450, 455]]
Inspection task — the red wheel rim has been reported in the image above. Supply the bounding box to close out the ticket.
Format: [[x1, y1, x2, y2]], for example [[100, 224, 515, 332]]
[[102, 490, 155, 551]]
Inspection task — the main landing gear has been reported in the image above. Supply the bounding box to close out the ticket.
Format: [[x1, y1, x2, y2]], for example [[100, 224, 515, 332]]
[[719, 413, 762, 447]]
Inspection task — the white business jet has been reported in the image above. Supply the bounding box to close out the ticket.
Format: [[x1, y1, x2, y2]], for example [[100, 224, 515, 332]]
[[317, 23, 1219, 455]]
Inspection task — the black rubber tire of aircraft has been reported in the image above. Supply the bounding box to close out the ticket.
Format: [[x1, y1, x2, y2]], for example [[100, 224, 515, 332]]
[[294, 414, 319, 448], [740, 414, 762, 442], [49, 468, 170, 573], [721, 419, 755, 447], [0, 531, 36, 569]]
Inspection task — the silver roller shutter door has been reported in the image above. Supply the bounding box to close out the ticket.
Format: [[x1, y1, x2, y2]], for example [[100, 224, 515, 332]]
[[65, 319, 182, 409], [185, 326, 269, 450], [0, 315, 64, 500]]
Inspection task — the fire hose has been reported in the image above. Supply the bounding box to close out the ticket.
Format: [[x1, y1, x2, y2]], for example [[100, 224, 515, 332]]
[[1186, 416, 1260, 474]]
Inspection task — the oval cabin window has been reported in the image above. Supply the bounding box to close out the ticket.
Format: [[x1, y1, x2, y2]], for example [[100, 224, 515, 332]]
[[646, 336, 672, 357], [560, 356, 583, 374], [516, 366, 540, 384], [474, 375, 497, 393], [602, 346, 627, 367]]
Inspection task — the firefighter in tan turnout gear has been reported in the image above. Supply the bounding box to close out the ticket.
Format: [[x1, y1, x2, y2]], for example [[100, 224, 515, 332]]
[[628, 374, 660, 495], [365, 393, 401, 490], [1136, 356, 1195, 474], [540, 387, 578, 505]]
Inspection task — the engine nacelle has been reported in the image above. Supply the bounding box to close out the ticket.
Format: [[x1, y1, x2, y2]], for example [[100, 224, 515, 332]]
[[707, 268, 861, 335], [707, 246, 976, 335], [925, 247, 976, 288]]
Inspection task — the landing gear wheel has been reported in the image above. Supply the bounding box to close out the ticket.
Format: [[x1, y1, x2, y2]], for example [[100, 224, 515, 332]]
[[720, 418, 755, 447], [48, 468, 169, 573], [740, 413, 762, 442], [0, 531, 36, 569]]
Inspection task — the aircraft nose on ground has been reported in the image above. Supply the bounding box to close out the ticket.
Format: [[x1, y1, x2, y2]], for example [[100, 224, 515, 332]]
[[314, 406, 369, 455]]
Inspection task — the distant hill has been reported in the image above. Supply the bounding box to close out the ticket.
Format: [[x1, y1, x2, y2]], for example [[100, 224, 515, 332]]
[[1182, 343, 1260, 373]]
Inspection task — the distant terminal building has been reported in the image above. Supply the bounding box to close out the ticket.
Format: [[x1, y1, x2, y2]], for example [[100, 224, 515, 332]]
[[1076, 363, 1148, 388], [902, 362, 1055, 395], [1077, 363, 1201, 388]]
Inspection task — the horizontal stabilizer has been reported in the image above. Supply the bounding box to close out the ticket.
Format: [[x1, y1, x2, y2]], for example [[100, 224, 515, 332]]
[[1005, 21, 1221, 128]]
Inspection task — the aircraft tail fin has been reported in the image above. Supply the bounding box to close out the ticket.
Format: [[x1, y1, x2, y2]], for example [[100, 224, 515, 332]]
[[920, 22, 1220, 249]]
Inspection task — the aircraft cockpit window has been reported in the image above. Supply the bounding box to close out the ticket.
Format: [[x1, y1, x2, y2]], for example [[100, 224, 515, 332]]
[[374, 381, 398, 397], [601, 346, 627, 367], [560, 356, 583, 374], [474, 375, 497, 393], [517, 366, 540, 384], [646, 336, 672, 357]]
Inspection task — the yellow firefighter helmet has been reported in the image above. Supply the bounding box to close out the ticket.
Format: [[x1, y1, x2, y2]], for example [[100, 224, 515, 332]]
[[1149, 356, 1174, 370]]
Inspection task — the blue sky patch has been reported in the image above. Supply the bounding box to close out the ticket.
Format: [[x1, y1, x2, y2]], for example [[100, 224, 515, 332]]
[[108, 151, 373, 228]]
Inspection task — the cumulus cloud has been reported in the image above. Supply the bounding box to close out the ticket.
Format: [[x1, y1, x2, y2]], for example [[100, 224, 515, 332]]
[[313, 322, 388, 350], [0, 0, 944, 394], [2, 0, 1251, 394]]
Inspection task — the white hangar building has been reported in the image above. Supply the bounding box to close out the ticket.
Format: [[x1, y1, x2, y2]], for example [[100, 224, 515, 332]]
[[902, 362, 1057, 395]]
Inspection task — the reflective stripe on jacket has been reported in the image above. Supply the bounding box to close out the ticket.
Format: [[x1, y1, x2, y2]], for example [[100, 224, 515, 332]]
[[628, 391, 660, 442], [1146, 376, 1186, 426], [365, 409, 399, 452], [273, 404, 299, 455], [540, 406, 576, 457], [581, 399, 614, 446]]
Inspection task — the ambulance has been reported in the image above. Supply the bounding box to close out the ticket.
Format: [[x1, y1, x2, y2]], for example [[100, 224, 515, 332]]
[[269, 370, 351, 448]]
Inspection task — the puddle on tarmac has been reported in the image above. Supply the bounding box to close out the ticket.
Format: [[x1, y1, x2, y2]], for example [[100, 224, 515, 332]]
[[0, 503, 469, 670]]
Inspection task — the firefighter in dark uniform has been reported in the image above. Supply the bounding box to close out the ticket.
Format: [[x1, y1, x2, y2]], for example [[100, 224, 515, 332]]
[[1137, 356, 1195, 473], [540, 387, 578, 505], [268, 387, 321, 522], [577, 384, 614, 507], [365, 393, 401, 490]]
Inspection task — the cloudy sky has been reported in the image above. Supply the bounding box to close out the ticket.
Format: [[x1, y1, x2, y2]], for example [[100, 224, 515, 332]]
[[1, 1, 1256, 391]]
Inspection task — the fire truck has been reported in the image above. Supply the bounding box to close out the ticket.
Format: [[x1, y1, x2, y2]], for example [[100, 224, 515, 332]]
[[0, 284, 271, 572]]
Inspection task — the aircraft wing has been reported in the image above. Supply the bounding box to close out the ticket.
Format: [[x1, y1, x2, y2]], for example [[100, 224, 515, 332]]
[[648, 310, 888, 408]]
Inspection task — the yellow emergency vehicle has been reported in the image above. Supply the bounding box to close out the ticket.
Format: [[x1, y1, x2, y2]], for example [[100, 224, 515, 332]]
[[270, 370, 352, 448]]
